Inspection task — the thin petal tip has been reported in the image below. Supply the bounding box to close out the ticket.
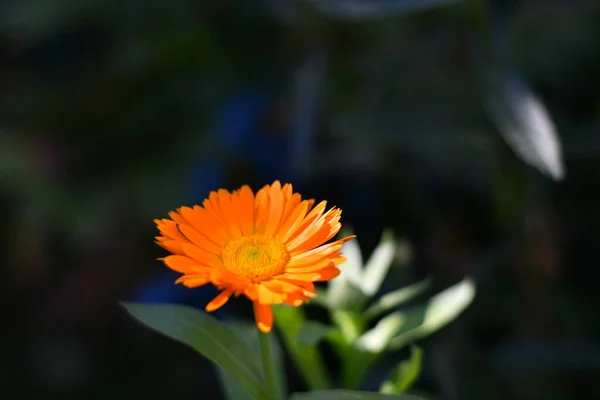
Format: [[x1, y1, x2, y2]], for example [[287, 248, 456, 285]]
[[257, 322, 272, 333]]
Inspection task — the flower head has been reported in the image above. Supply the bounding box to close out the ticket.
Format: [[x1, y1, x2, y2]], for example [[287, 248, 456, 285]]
[[155, 181, 355, 332]]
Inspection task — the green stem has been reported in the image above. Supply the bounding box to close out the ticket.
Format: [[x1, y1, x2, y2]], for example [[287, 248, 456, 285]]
[[273, 306, 332, 390], [259, 331, 281, 400]]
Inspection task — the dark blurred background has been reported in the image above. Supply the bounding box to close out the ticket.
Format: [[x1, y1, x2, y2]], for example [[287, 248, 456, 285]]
[[2, 0, 600, 399]]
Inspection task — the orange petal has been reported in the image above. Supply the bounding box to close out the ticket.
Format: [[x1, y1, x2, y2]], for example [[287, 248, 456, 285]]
[[286, 256, 335, 272], [279, 183, 297, 222], [281, 183, 293, 202], [155, 219, 186, 241], [274, 278, 317, 297], [168, 211, 187, 226], [162, 255, 201, 273], [205, 288, 234, 312], [284, 271, 321, 281], [254, 185, 271, 233], [201, 193, 232, 234], [285, 266, 340, 282], [253, 303, 273, 333], [315, 266, 340, 281], [291, 209, 342, 253], [282, 291, 307, 306], [203, 192, 237, 239], [283, 201, 327, 243], [289, 238, 351, 263], [175, 274, 210, 288], [156, 239, 186, 255], [258, 284, 286, 304], [217, 189, 243, 238], [280, 192, 301, 224], [179, 206, 229, 246], [235, 185, 255, 236], [177, 223, 221, 255], [286, 214, 326, 251], [264, 181, 284, 236], [181, 242, 222, 268], [276, 200, 309, 241]]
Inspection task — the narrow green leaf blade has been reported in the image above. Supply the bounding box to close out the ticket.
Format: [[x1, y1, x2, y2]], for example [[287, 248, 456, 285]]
[[122, 302, 266, 399], [332, 309, 365, 344], [364, 279, 431, 321], [388, 279, 476, 350], [290, 389, 425, 400], [362, 231, 396, 296], [380, 345, 423, 394], [356, 312, 407, 353]]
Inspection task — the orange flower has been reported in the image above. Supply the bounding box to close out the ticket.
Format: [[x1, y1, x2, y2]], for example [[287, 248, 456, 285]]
[[154, 181, 355, 333]]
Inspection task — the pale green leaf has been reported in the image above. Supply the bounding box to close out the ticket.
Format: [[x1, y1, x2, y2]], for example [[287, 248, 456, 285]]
[[356, 312, 407, 353], [338, 231, 364, 285], [361, 231, 396, 295], [121, 302, 266, 399], [485, 67, 565, 180], [388, 279, 476, 350], [380, 345, 423, 394], [364, 279, 431, 321], [331, 309, 365, 344], [290, 389, 425, 400], [326, 279, 369, 311], [328, 232, 365, 308]]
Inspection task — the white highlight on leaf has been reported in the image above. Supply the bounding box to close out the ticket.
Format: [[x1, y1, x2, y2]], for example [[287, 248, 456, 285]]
[[486, 70, 565, 180]]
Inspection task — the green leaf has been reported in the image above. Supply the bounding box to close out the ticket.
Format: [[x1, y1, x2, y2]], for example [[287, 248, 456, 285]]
[[330, 310, 371, 390], [380, 346, 423, 394], [339, 349, 379, 390], [356, 312, 407, 353], [121, 302, 267, 399], [361, 231, 396, 296], [297, 321, 335, 345], [338, 312, 408, 390], [289, 389, 426, 400], [388, 278, 476, 350], [273, 305, 332, 390], [364, 279, 431, 321], [217, 320, 287, 400], [327, 279, 369, 311], [331, 309, 365, 343], [217, 369, 254, 400]]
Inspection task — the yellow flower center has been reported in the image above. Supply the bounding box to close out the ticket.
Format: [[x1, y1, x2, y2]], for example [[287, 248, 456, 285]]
[[222, 234, 290, 283]]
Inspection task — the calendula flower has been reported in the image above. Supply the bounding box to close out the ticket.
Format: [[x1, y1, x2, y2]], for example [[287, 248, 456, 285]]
[[155, 181, 355, 333]]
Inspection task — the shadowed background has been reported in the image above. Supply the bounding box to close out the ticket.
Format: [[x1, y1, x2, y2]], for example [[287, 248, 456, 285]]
[[1, 0, 600, 399]]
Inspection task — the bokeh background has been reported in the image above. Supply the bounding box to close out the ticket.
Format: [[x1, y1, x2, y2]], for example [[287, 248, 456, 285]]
[[2, 0, 600, 399]]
